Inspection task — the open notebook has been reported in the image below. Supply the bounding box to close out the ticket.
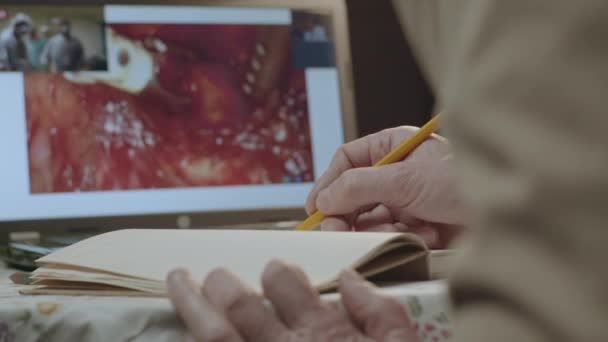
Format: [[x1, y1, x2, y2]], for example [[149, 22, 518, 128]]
[[20, 229, 430, 296]]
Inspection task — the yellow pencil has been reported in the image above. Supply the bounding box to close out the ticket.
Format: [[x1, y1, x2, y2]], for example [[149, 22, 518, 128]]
[[297, 114, 442, 231]]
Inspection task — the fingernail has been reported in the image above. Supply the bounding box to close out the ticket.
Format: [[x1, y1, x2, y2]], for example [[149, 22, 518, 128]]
[[167, 269, 200, 300], [265, 259, 290, 278], [263, 258, 312, 288], [339, 269, 369, 290], [204, 268, 251, 310], [339, 270, 374, 301], [167, 269, 189, 286], [316, 190, 330, 212]]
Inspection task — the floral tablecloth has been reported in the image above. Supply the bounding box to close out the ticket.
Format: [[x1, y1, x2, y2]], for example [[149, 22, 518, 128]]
[[0, 268, 452, 342]]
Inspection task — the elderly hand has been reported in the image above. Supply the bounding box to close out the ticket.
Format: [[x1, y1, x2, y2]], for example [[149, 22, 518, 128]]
[[306, 126, 464, 248], [167, 260, 420, 342]]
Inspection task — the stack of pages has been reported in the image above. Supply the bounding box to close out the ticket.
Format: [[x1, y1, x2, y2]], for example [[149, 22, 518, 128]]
[[21, 229, 432, 296]]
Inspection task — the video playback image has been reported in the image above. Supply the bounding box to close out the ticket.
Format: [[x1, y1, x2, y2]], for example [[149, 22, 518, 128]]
[[0, 6, 107, 72], [25, 22, 315, 193]]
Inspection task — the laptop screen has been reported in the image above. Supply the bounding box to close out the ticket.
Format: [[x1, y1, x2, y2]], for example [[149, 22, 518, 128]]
[[0, 4, 346, 222]]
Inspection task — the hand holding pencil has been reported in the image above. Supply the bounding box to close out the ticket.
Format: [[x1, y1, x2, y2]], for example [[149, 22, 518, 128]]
[[297, 115, 462, 247]]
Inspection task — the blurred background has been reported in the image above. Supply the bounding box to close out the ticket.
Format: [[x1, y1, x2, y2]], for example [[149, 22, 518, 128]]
[[347, 0, 435, 136]]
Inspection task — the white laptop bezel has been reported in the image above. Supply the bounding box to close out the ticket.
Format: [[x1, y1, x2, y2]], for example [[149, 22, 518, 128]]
[[1, 0, 357, 231]]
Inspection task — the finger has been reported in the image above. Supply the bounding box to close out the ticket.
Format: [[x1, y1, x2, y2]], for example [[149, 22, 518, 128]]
[[406, 226, 440, 248], [202, 268, 289, 342], [305, 144, 358, 214], [353, 204, 394, 230], [400, 215, 450, 248], [305, 127, 420, 214], [261, 259, 326, 328], [319, 206, 376, 231], [316, 163, 419, 216], [339, 270, 419, 341], [358, 223, 402, 233], [409, 224, 463, 249], [166, 269, 243, 342], [320, 216, 351, 231]]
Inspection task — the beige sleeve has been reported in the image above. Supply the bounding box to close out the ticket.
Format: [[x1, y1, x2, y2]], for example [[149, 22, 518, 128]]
[[393, 0, 608, 341]]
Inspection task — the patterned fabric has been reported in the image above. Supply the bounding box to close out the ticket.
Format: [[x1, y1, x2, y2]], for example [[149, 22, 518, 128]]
[[0, 269, 452, 341], [403, 283, 452, 342]]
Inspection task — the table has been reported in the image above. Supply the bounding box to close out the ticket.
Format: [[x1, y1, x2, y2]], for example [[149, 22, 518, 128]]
[[0, 265, 453, 342]]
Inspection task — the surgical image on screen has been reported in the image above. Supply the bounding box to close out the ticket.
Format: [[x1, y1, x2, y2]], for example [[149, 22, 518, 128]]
[[24, 12, 335, 194]]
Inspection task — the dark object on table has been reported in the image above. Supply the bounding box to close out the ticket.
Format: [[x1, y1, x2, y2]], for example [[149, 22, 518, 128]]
[[5, 242, 62, 271], [1, 232, 95, 271]]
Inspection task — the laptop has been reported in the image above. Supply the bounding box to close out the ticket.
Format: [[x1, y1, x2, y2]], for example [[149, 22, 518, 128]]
[[0, 1, 356, 267]]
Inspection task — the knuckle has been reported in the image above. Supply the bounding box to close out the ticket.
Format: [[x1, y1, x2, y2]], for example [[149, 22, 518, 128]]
[[376, 127, 396, 144], [380, 127, 408, 142], [339, 169, 360, 197], [378, 128, 394, 136], [393, 166, 421, 205], [334, 144, 350, 162], [335, 143, 357, 167], [376, 135, 391, 158], [336, 143, 348, 155], [225, 290, 259, 316]]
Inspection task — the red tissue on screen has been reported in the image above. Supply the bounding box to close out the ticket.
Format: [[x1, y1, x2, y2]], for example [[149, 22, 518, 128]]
[[25, 24, 314, 194]]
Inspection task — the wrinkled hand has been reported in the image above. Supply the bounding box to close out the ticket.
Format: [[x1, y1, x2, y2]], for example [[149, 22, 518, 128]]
[[167, 260, 420, 342], [306, 126, 464, 248]]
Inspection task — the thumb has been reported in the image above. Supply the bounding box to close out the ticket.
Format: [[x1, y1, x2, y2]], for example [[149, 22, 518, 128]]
[[339, 270, 419, 341], [316, 163, 421, 216]]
